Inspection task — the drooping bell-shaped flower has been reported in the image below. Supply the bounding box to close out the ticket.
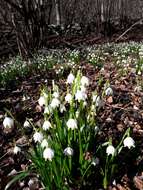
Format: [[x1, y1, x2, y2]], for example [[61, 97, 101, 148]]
[[67, 73, 75, 84], [13, 145, 21, 154], [105, 87, 113, 96], [33, 132, 43, 143], [3, 117, 14, 128], [38, 96, 46, 107], [50, 98, 60, 109], [106, 145, 115, 156], [65, 93, 72, 103], [43, 147, 54, 161], [64, 147, 73, 156], [42, 120, 52, 131], [66, 118, 77, 130], [123, 137, 135, 149], [41, 139, 49, 148], [81, 76, 89, 87]]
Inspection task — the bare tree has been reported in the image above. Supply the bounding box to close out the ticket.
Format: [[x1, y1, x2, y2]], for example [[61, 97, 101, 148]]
[[0, 0, 53, 57]]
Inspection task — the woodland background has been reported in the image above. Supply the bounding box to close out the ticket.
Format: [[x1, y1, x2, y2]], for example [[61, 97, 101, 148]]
[[0, 0, 143, 57]]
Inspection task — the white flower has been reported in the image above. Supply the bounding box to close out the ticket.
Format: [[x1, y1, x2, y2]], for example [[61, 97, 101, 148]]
[[94, 126, 99, 133], [75, 111, 80, 118], [105, 87, 113, 96], [38, 96, 46, 106], [123, 137, 135, 149], [66, 119, 77, 130], [112, 179, 116, 186], [106, 145, 115, 156], [50, 98, 60, 109], [41, 139, 49, 148], [33, 132, 43, 143], [92, 95, 102, 107], [44, 106, 52, 114], [3, 117, 14, 128], [92, 157, 100, 166], [83, 101, 87, 107], [64, 147, 73, 156], [81, 76, 89, 86], [138, 70, 141, 75], [43, 92, 48, 98], [13, 146, 21, 154], [60, 104, 66, 113], [65, 93, 72, 103], [53, 92, 59, 98], [23, 120, 30, 128], [67, 73, 75, 84], [42, 120, 52, 130], [80, 85, 87, 93], [75, 90, 87, 101], [43, 147, 54, 161]]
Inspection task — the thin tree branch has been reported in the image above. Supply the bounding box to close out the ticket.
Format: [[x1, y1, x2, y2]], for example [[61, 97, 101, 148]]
[[115, 18, 143, 42]]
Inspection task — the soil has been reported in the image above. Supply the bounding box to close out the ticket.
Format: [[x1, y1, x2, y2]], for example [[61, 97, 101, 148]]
[[0, 57, 143, 190]]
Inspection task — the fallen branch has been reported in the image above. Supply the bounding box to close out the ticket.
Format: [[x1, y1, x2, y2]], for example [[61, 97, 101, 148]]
[[115, 19, 143, 42]]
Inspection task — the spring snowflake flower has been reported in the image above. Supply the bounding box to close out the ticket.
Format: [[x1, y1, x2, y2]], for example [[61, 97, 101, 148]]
[[81, 76, 89, 86], [67, 73, 75, 84], [123, 137, 135, 149], [42, 120, 52, 130], [66, 118, 77, 130], [53, 92, 59, 98], [50, 98, 60, 109], [80, 85, 86, 93], [75, 90, 87, 101], [38, 96, 46, 106], [106, 145, 115, 156], [44, 106, 52, 114], [13, 146, 21, 154], [92, 95, 102, 107], [60, 104, 66, 113], [64, 147, 73, 156], [33, 132, 43, 143], [23, 120, 30, 128], [3, 117, 14, 128], [65, 93, 72, 103], [75, 111, 80, 118], [43, 147, 54, 161], [105, 87, 113, 96], [41, 139, 49, 148]]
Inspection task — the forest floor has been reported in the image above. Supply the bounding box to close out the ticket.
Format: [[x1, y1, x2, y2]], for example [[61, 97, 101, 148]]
[[0, 40, 143, 190]]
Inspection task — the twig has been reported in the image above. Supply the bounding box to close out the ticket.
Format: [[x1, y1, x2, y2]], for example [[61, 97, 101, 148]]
[[115, 19, 143, 42]]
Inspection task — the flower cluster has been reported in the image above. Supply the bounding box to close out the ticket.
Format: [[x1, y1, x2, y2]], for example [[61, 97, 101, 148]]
[[3, 70, 136, 190]]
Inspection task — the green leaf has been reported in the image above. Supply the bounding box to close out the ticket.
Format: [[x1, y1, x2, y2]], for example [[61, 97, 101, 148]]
[[5, 171, 30, 190]]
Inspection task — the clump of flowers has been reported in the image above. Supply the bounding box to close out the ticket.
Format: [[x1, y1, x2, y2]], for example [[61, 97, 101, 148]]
[[5, 71, 135, 190], [102, 128, 135, 189], [24, 71, 101, 189]]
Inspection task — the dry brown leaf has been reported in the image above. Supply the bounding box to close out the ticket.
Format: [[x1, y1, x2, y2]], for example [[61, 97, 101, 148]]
[[107, 96, 113, 103], [133, 176, 143, 190]]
